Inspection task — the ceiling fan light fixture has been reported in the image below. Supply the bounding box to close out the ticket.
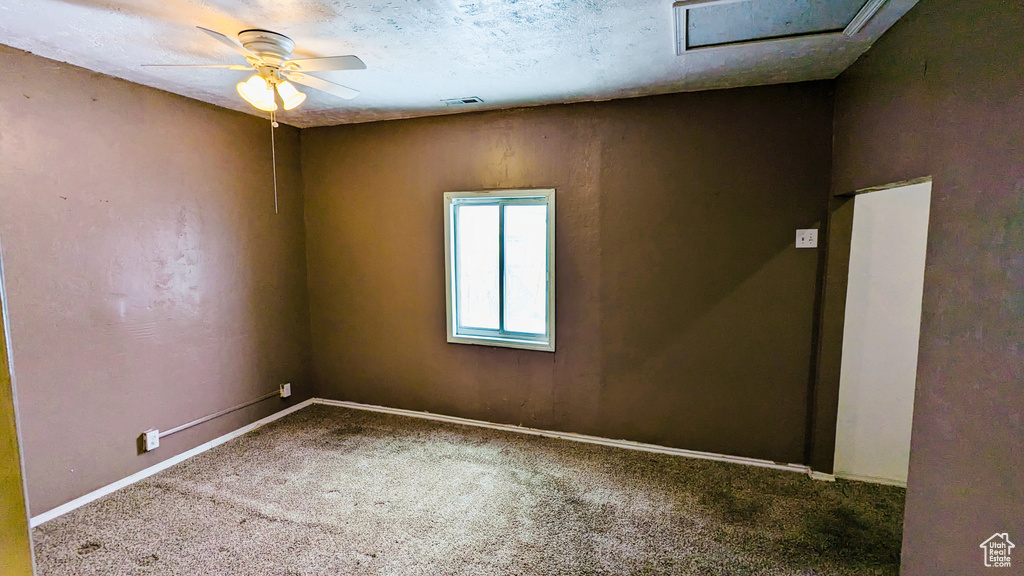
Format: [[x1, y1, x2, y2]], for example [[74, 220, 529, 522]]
[[277, 81, 307, 111], [237, 74, 278, 112]]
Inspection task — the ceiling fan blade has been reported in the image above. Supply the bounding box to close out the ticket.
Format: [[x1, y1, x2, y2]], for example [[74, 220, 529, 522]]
[[284, 55, 366, 72], [143, 64, 252, 70], [284, 72, 359, 99], [197, 26, 260, 61]]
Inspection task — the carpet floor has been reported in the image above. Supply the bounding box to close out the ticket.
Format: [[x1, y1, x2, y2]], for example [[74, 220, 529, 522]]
[[33, 404, 905, 575]]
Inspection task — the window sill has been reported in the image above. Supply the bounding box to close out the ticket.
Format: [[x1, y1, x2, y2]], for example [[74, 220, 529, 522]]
[[447, 334, 555, 353]]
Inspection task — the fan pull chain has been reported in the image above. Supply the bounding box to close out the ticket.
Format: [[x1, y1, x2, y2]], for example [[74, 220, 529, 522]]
[[270, 111, 279, 215]]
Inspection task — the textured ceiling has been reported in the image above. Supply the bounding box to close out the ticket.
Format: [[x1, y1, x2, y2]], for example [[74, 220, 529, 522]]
[[0, 0, 918, 128]]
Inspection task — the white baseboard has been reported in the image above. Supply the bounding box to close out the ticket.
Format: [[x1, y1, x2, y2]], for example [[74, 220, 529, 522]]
[[32, 396, 854, 528], [834, 471, 907, 488], [30, 398, 314, 528], [314, 399, 816, 476]]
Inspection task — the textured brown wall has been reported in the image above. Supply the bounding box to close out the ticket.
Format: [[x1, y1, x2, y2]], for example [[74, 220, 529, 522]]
[[0, 274, 34, 575], [303, 83, 834, 464], [831, 0, 1024, 573], [0, 46, 312, 515]]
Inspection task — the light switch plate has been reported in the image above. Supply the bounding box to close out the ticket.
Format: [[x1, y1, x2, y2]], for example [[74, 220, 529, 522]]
[[796, 229, 818, 248]]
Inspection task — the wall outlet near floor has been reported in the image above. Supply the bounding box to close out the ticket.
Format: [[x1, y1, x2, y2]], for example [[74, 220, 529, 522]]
[[796, 228, 818, 248], [280, 383, 292, 398], [142, 429, 160, 452]]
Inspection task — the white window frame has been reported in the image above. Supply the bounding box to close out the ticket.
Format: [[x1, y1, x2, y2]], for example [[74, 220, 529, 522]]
[[444, 189, 555, 352]]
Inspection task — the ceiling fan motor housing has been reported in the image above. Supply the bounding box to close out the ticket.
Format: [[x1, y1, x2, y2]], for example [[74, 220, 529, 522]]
[[238, 29, 295, 67]]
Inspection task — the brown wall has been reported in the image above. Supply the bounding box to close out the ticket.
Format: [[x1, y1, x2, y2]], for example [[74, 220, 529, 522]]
[[807, 196, 855, 472], [0, 46, 312, 515], [303, 83, 834, 464], [831, 0, 1024, 573], [0, 268, 34, 574]]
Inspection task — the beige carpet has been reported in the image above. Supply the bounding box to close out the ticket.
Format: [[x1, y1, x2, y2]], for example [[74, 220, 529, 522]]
[[33, 404, 905, 575]]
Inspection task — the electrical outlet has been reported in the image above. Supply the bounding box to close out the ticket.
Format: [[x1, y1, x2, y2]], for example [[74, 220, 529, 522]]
[[142, 429, 160, 452], [796, 229, 818, 248], [280, 383, 292, 398]]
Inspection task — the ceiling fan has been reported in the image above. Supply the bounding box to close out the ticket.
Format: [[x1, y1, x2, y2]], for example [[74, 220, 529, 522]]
[[144, 27, 366, 112]]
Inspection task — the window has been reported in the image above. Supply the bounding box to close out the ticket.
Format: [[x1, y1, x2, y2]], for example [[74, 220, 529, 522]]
[[444, 189, 555, 352]]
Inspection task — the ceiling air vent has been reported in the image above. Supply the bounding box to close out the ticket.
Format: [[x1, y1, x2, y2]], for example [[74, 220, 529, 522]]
[[673, 0, 891, 55], [443, 96, 484, 106]]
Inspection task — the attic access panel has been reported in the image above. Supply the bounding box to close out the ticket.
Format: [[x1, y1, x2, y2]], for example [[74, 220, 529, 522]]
[[674, 0, 885, 53]]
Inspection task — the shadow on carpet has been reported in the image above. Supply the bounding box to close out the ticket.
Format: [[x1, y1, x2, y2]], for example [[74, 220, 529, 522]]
[[33, 404, 905, 575]]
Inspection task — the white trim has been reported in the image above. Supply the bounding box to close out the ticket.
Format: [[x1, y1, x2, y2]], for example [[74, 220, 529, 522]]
[[843, 0, 890, 36], [31, 396, 861, 528], [673, 0, 753, 54], [313, 399, 813, 475], [839, 175, 933, 198], [834, 471, 907, 488], [29, 398, 314, 528]]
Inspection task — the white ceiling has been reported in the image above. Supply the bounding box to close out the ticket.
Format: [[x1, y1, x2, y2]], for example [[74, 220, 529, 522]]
[[0, 0, 918, 128]]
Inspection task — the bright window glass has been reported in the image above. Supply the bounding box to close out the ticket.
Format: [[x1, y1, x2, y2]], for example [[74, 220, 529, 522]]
[[503, 205, 548, 335], [455, 205, 500, 330]]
